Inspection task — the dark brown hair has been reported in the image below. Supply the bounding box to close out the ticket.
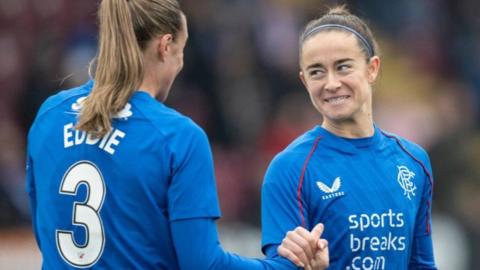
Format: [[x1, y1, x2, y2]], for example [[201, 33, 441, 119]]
[[299, 5, 379, 60]]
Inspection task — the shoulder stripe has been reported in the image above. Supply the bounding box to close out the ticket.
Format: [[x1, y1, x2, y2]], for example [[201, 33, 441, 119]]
[[297, 135, 322, 228], [381, 131, 433, 234]]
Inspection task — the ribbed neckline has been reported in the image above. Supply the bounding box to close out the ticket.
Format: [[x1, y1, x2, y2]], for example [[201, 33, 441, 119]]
[[313, 124, 384, 154]]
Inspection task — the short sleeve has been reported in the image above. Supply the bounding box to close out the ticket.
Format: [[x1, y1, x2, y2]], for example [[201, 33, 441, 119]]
[[167, 123, 221, 221], [261, 153, 305, 254]]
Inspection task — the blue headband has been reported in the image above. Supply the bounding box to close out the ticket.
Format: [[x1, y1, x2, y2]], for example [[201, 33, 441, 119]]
[[303, 24, 374, 58]]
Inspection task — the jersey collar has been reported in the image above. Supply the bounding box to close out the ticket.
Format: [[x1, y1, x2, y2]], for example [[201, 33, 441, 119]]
[[314, 124, 386, 154]]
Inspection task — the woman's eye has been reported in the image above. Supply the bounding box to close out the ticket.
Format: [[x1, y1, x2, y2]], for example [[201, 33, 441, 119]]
[[309, 69, 324, 77], [337, 64, 351, 71]]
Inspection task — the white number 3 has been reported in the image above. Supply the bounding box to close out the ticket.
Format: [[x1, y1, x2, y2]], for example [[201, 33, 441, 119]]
[[56, 161, 106, 268]]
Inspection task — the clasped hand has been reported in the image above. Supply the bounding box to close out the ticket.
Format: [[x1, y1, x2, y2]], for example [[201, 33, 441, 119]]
[[278, 223, 329, 270]]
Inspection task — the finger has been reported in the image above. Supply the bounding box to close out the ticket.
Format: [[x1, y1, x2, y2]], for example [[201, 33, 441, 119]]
[[313, 239, 330, 269], [317, 239, 329, 250], [287, 230, 315, 261], [277, 245, 305, 268], [281, 237, 312, 267], [311, 223, 325, 240], [294, 227, 317, 252]]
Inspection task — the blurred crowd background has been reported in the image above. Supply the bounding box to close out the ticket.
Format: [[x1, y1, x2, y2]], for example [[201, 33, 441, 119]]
[[0, 0, 479, 269]]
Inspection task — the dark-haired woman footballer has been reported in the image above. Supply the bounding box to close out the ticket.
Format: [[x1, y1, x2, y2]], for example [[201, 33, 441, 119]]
[[269, 6, 437, 270]]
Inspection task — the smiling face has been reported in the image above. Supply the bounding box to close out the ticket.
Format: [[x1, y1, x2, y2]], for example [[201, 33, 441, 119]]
[[299, 30, 380, 132]]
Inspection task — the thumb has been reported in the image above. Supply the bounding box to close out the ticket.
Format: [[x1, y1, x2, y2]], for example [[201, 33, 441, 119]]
[[311, 223, 324, 240]]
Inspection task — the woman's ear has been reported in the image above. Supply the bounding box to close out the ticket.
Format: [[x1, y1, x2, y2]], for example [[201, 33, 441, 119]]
[[299, 70, 307, 89], [367, 56, 380, 83], [157, 34, 174, 61]]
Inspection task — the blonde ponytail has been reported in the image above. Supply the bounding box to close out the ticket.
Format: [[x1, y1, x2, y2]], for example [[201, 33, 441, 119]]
[[77, 0, 143, 138], [77, 0, 182, 137]]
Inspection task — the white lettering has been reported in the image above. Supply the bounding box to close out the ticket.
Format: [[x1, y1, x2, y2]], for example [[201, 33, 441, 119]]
[[388, 209, 395, 227], [64, 123, 74, 148], [362, 236, 370, 251], [103, 129, 125, 155], [350, 256, 385, 270], [380, 236, 388, 250], [370, 236, 380, 251], [348, 214, 358, 229], [350, 233, 361, 252], [352, 256, 361, 270], [374, 256, 386, 269], [381, 212, 388, 227], [347, 210, 407, 260], [396, 213, 404, 227], [360, 214, 370, 231], [371, 213, 381, 228], [348, 210, 405, 232], [62, 122, 125, 155], [75, 129, 86, 145], [387, 232, 398, 250], [98, 130, 112, 149], [350, 232, 406, 252], [363, 256, 374, 270], [321, 191, 344, 200], [398, 236, 406, 251]]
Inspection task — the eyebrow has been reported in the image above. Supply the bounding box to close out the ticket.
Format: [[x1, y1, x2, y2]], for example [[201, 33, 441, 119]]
[[305, 63, 324, 70], [305, 58, 355, 70], [336, 58, 354, 65]]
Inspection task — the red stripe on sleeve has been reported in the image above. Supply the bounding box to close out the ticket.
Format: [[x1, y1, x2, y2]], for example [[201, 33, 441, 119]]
[[297, 136, 322, 228]]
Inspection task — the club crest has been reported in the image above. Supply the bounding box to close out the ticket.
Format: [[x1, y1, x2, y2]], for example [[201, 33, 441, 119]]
[[397, 165, 416, 200]]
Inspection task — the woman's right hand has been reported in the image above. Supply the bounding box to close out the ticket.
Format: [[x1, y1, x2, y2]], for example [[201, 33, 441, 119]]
[[277, 223, 329, 270]]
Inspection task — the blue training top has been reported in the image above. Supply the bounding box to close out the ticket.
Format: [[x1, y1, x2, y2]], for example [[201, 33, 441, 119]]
[[262, 125, 437, 270], [26, 81, 298, 270]]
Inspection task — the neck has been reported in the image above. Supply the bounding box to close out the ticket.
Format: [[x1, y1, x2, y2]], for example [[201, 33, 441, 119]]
[[138, 44, 171, 101], [138, 81, 157, 97], [138, 65, 170, 101], [321, 117, 374, 138]]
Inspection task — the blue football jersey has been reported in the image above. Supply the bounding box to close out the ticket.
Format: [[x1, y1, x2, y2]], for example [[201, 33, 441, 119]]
[[262, 125, 437, 269], [26, 81, 221, 269]]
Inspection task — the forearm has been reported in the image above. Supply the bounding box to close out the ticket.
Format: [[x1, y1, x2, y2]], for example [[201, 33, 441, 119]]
[[171, 218, 299, 270]]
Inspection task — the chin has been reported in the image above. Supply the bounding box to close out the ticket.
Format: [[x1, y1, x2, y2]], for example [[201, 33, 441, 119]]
[[324, 111, 355, 122], [321, 108, 352, 119]]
